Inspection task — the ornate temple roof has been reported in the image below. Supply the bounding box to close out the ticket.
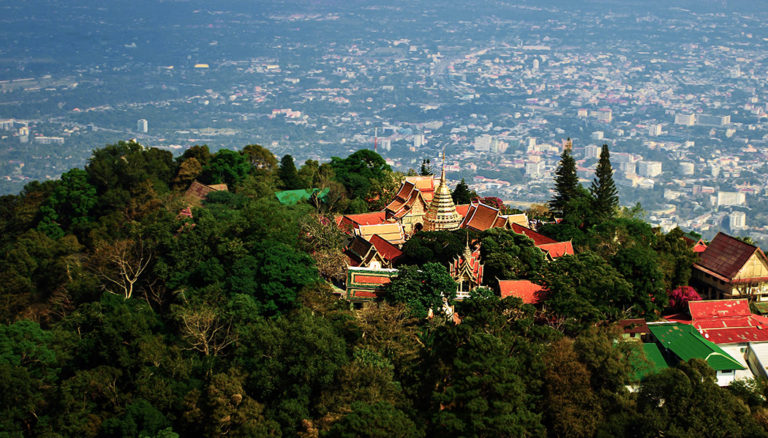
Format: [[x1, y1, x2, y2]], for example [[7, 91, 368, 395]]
[[423, 156, 462, 232]]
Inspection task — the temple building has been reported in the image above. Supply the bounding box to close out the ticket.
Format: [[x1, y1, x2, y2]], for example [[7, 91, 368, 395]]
[[449, 240, 484, 300], [423, 160, 463, 231], [384, 176, 434, 234]]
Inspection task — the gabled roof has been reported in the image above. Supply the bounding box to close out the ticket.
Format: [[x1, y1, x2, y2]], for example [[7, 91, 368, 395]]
[[369, 234, 404, 262], [337, 211, 389, 231], [356, 223, 405, 245], [404, 175, 436, 204], [345, 236, 375, 267], [498, 280, 544, 304], [185, 180, 228, 202], [694, 232, 765, 281], [456, 204, 472, 217], [537, 241, 575, 259], [648, 322, 745, 371], [461, 202, 503, 231], [510, 223, 558, 245], [385, 180, 429, 219], [450, 247, 483, 285]]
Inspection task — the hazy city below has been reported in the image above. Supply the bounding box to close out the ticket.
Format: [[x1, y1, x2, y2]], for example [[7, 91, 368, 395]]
[[2, 0, 768, 242]]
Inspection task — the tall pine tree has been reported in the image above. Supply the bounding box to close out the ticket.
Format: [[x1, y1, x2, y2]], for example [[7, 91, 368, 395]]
[[589, 144, 618, 219], [278, 154, 303, 189], [549, 145, 580, 217]]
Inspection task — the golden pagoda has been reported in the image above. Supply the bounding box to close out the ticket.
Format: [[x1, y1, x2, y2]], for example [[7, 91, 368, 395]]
[[422, 153, 462, 231]]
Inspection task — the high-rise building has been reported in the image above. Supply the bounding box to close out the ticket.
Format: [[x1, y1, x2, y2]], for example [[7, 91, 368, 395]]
[[730, 211, 746, 230], [674, 114, 695, 126], [696, 114, 730, 126], [584, 144, 601, 160], [137, 119, 148, 133], [648, 124, 662, 136], [717, 191, 746, 207], [591, 131, 604, 141], [19, 126, 29, 143], [637, 161, 662, 178], [679, 162, 695, 176]]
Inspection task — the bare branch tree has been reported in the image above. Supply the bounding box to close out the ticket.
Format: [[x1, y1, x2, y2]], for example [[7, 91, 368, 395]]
[[90, 238, 152, 299], [174, 297, 236, 357]]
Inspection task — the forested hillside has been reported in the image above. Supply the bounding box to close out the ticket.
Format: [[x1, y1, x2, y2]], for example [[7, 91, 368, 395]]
[[1, 141, 766, 437]]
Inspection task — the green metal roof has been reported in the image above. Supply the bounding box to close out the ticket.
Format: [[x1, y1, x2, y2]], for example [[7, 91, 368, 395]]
[[275, 188, 329, 206], [648, 323, 745, 371], [631, 343, 670, 381]]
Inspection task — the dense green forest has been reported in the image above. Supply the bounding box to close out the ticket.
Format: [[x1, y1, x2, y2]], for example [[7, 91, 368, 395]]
[[1, 140, 767, 437]]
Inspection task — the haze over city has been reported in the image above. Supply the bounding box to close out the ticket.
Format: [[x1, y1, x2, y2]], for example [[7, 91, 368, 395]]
[[2, 0, 768, 242]]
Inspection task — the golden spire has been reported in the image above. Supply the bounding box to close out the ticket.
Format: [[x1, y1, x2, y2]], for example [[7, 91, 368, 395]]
[[423, 149, 462, 232]]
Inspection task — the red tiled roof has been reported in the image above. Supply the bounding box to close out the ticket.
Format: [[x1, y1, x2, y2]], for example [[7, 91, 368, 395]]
[[338, 211, 389, 230], [689, 299, 751, 319], [681, 299, 768, 344], [693, 239, 708, 253], [456, 204, 471, 217], [355, 275, 393, 285], [461, 203, 501, 231], [537, 241, 575, 258], [369, 234, 404, 262], [511, 223, 557, 245], [498, 280, 544, 304], [695, 232, 761, 280]]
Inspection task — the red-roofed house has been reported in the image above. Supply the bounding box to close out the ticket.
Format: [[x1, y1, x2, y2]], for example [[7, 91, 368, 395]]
[[666, 299, 768, 381], [692, 232, 768, 301], [498, 280, 544, 304]]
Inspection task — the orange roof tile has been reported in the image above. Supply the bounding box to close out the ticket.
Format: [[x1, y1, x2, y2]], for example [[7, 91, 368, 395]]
[[511, 223, 557, 245], [461, 203, 501, 231], [537, 241, 575, 258], [456, 204, 471, 217], [498, 280, 544, 304], [369, 234, 404, 262]]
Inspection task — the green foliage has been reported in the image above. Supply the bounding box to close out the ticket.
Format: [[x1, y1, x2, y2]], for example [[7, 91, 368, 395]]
[[479, 228, 544, 283], [398, 230, 472, 267], [384, 263, 457, 319], [242, 144, 277, 173], [634, 359, 768, 437], [200, 149, 250, 186], [3, 143, 767, 438], [330, 149, 391, 199], [611, 246, 666, 318], [37, 168, 97, 239], [451, 178, 475, 205], [326, 401, 422, 438], [549, 147, 580, 217], [424, 297, 553, 438], [590, 144, 619, 220], [537, 251, 636, 330], [278, 154, 304, 190]]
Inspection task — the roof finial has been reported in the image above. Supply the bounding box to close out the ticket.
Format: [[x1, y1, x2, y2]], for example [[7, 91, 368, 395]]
[[441, 148, 447, 183]]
